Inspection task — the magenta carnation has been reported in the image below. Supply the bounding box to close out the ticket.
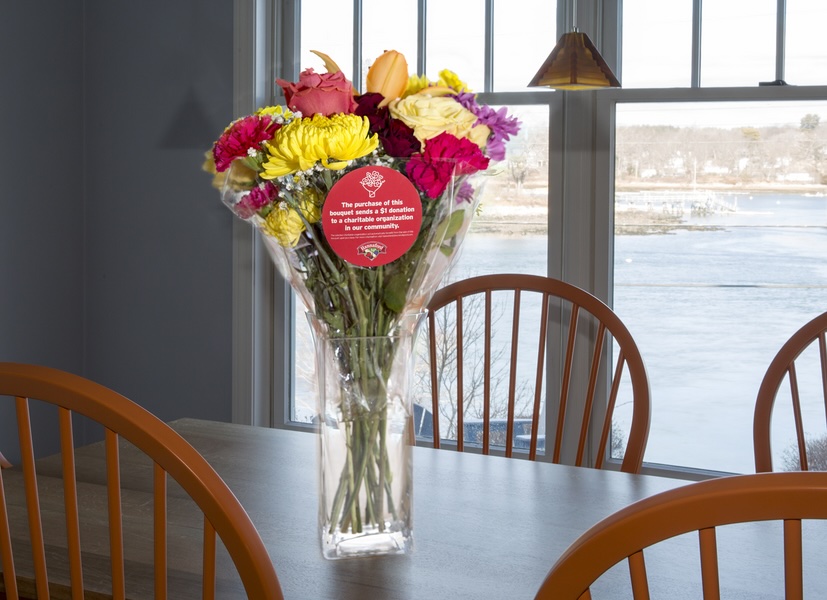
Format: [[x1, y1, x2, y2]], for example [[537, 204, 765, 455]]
[[406, 132, 490, 198], [213, 115, 276, 172], [234, 181, 279, 219]]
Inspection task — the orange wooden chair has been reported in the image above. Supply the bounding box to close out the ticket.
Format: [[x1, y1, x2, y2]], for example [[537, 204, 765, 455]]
[[754, 311, 827, 472], [0, 362, 283, 600], [536, 471, 827, 599], [422, 273, 651, 473]]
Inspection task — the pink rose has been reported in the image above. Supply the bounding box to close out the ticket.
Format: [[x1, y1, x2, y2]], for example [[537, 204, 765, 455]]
[[276, 69, 357, 117]]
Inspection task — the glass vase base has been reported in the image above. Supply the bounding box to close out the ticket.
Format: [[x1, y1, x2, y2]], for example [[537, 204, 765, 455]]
[[322, 527, 413, 560]]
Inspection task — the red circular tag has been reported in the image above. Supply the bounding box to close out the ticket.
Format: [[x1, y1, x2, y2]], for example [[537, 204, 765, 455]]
[[322, 165, 423, 267]]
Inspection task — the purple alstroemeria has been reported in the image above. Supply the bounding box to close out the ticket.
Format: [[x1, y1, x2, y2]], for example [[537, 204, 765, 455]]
[[453, 92, 521, 161]]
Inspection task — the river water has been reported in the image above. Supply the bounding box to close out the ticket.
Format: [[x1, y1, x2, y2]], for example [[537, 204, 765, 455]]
[[453, 192, 827, 473]]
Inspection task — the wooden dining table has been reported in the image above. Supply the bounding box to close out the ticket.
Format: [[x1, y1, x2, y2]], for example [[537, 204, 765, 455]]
[[7, 418, 827, 599], [1, 418, 685, 599]]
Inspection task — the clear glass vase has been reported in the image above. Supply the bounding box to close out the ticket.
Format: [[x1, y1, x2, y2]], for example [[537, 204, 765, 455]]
[[309, 312, 424, 559], [220, 157, 486, 559]]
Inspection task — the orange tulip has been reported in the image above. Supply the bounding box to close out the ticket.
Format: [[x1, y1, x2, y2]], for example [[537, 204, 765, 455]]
[[366, 50, 409, 106]]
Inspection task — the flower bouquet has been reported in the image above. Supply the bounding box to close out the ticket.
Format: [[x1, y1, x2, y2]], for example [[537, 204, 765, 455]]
[[207, 49, 519, 558]]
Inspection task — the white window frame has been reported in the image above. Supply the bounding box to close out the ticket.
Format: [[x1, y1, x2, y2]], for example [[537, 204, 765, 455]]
[[230, 0, 827, 477], [228, 0, 627, 466]]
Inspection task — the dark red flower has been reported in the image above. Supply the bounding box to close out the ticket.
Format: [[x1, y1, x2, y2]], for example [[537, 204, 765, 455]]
[[355, 93, 390, 133], [380, 118, 421, 158], [355, 93, 420, 158]]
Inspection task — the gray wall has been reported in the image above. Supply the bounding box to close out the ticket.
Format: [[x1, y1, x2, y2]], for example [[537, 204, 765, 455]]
[[1, 1, 236, 458]]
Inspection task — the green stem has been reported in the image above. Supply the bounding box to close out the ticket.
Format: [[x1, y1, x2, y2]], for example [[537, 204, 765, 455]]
[[337, 414, 380, 530], [376, 416, 386, 528]]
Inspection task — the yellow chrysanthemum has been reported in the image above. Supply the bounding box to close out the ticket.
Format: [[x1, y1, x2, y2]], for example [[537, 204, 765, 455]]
[[260, 114, 378, 179], [437, 69, 470, 93]]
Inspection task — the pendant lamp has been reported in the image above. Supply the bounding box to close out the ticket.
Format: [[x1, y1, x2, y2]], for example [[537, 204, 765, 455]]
[[528, 1, 620, 91]]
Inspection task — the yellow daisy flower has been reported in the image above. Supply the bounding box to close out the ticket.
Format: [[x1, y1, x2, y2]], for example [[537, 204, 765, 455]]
[[299, 187, 322, 224], [256, 105, 293, 121], [404, 74, 430, 97], [260, 188, 322, 247], [437, 69, 470, 93], [262, 201, 305, 246]]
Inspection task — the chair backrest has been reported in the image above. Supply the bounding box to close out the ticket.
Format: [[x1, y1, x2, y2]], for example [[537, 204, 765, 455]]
[[754, 311, 827, 472], [0, 362, 283, 600], [536, 471, 827, 599], [422, 273, 651, 473]]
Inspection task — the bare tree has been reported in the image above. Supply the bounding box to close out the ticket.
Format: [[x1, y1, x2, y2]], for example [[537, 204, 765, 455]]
[[508, 155, 528, 194], [796, 113, 827, 184], [414, 293, 533, 442], [780, 434, 827, 471]]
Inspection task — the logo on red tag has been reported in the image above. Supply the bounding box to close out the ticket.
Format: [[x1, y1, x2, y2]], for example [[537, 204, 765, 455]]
[[322, 166, 423, 267], [356, 242, 388, 261]]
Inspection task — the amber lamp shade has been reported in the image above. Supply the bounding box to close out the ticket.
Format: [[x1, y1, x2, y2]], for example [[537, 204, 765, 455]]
[[528, 30, 621, 91]]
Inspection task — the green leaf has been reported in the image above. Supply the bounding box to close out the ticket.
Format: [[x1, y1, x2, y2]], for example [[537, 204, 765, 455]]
[[382, 273, 409, 313], [444, 209, 466, 239], [321, 311, 345, 332], [431, 214, 450, 244]]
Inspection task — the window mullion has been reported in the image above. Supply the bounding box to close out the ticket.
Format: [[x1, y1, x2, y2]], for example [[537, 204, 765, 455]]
[[353, 0, 363, 88], [775, 0, 786, 83], [484, 0, 494, 92], [416, 0, 426, 75], [691, 0, 702, 87]]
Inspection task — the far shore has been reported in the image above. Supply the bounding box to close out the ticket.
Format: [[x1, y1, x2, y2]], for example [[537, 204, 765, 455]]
[[615, 181, 827, 194], [470, 182, 827, 237]]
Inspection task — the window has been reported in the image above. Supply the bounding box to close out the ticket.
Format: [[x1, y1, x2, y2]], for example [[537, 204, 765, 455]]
[[608, 0, 827, 475], [239, 0, 827, 476], [292, 0, 555, 444], [613, 100, 827, 473]]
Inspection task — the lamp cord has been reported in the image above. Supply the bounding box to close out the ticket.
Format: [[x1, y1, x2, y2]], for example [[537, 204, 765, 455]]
[[572, 0, 577, 32]]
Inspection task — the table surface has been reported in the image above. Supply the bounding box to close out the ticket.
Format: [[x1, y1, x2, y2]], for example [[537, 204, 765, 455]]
[[177, 419, 695, 599], [5, 418, 687, 599], [9, 418, 826, 599]]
